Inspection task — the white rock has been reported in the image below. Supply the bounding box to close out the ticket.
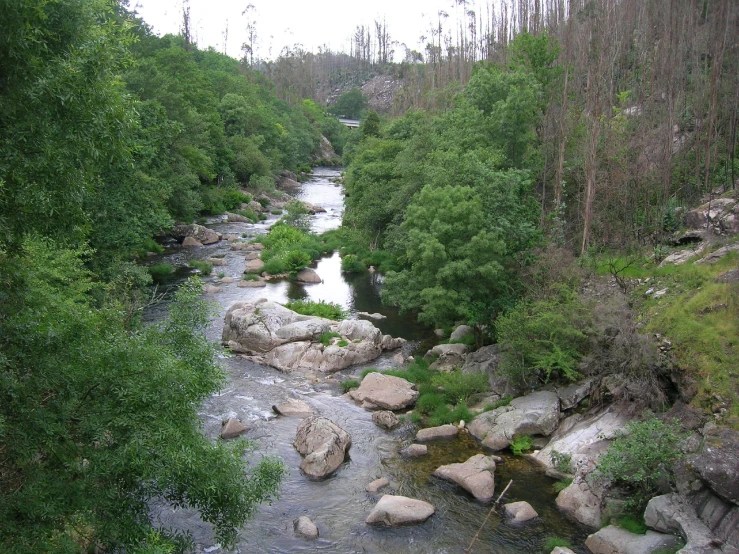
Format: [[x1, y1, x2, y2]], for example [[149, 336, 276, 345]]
[[365, 495, 435, 527], [432, 454, 496, 501], [504, 501, 539, 522], [293, 516, 318, 539], [349, 372, 418, 410]]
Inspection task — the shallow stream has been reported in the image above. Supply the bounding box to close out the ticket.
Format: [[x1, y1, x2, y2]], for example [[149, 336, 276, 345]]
[[146, 168, 590, 553]]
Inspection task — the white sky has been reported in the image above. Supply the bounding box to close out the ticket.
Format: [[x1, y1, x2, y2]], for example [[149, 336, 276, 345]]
[[132, 0, 476, 61]]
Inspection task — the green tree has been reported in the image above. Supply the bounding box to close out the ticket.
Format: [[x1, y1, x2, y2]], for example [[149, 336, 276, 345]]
[[328, 88, 368, 119]]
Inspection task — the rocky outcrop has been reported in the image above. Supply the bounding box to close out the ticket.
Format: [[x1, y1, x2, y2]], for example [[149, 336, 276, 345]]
[[315, 134, 338, 162], [555, 479, 604, 528], [295, 268, 321, 283], [425, 343, 469, 372], [585, 525, 682, 554], [504, 501, 539, 523], [294, 516, 319, 539], [372, 410, 401, 430], [550, 548, 576, 554], [293, 416, 351, 480], [220, 418, 248, 439], [432, 454, 496, 501], [416, 424, 459, 442], [222, 300, 403, 372], [462, 345, 523, 398], [696, 243, 739, 265], [685, 197, 739, 236], [302, 201, 326, 214], [349, 372, 418, 410], [468, 391, 560, 451], [365, 495, 435, 527], [690, 428, 739, 506], [556, 379, 593, 410], [272, 398, 313, 418], [172, 224, 221, 245], [203, 284, 223, 294]]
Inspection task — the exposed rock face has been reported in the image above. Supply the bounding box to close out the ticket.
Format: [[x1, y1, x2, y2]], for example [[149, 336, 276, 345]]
[[302, 201, 326, 214], [425, 343, 469, 371], [295, 268, 322, 283], [399, 444, 428, 458], [504, 501, 539, 522], [294, 516, 319, 539], [468, 391, 560, 451], [660, 243, 709, 266], [416, 424, 459, 442], [315, 134, 338, 161], [462, 344, 523, 398], [690, 489, 739, 550], [349, 372, 418, 410], [220, 418, 247, 439], [685, 197, 739, 236], [644, 494, 723, 554], [556, 379, 593, 410], [432, 454, 496, 501], [272, 398, 313, 418], [365, 495, 435, 527], [222, 300, 401, 372], [690, 428, 739, 505], [279, 175, 301, 189], [696, 243, 739, 264], [172, 224, 220, 245], [585, 525, 682, 554], [293, 416, 351, 480], [366, 477, 390, 493], [372, 410, 401, 430], [358, 312, 387, 320], [555, 479, 603, 528], [380, 334, 405, 350]]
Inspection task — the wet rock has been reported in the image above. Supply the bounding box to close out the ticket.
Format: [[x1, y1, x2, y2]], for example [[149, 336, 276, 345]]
[[425, 343, 469, 372], [220, 418, 247, 439], [222, 300, 298, 353], [293, 516, 318, 539], [226, 212, 250, 223], [690, 427, 739, 505], [231, 242, 263, 251], [203, 284, 223, 294], [237, 279, 266, 288], [295, 268, 321, 283], [207, 257, 228, 266], [358, 312, 387, 320], [450, 324, 473, 342], [372, 410, 400, 430], [468, 391, 560, 451], [293, 416, 351, 480], [416, 424, 459, 442], [272, 398, 313, 418], [365, 495, 435, 527], [244, 251, 260, 260], [555, 479, 603, 528], [585, 525, 682, 554], [399, 444, 428, 458], [504, 501, 539, 522], [302, 201, 326, 214], [366, 477, 390, 493], [245, 258, 264, 274], [380, 334, 405, 350], [220, 277, 235, 283], [182, 236, 203, 247], [172, 224, 220, 245], [432, 454, 496, 501], [222, 233, 239, 241], [349, 372, 418, 410]]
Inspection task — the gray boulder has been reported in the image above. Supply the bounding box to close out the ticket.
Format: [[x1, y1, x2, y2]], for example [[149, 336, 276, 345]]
[[416, 424, 459, 442], [366, 477, 390, 493], [690, 428, 739, 505], [504, 501, 539, 522], [555, 479, 603, 528], [372, 410, 401, 430], [293, 516, 319, 539], [220, 418, 248, 439], [272, 398, 313, 418], [349, 372, 418, 410], [550, 548, 576, 554], [172, 224, 221, 245], [338, 319, 382, 343], [182, 236, 203, 247], [468, 391, 560, 451], [381, 334, 405, 350], [237, 279, 266, 288], [585, 525, 682, 554], [365, 495, 435, 526], [275, 318, 332, 342], [293, 416, 351, 480], [696, 243, 739, 264], [245, 258, 265, 273], [425, 343, 469, 372], [685, 197, 739, 235], [450, 324, 473, 342], [556, 379, 593, 410], [645, 494, 720, 553], [222, 300, 297, 353], [432, 454, 496, 501], [226, 212, 250, 223], [295, 268, 322, 283], [203, 284, 222, 294], [400, 444, 428, 458]]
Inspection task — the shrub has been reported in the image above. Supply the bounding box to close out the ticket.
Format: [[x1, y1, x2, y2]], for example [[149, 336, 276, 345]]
[[242, 273, 260, 281], [341, 379, 360, 393], [234, 208, 259, 222], [595, 417, 687, 511], [136, 238, 164, 258], [222, 188, 252, 210], [550, 450, 572, 473], [484, 396, 512, 411], [189, 260, 212, 275], [552, 478, 573, 493], [341, 254, 365, 273], [284, 299, 347, 320], [427, 402, 473, 427], [271, 209, 283, 215], [319, 331, 340, 346], [285, 250, 311, 276], [282, 200, 311, 231], [430, 371, 489, 403], [337, 339, 349, 347], [256, 197, 270, 208], [148, 263, 174, 277], [615, 514, 647, 534], [510, 434, 533, 455], [262, 257, 287, 275], [248, 174, 276, 194], [217, 272, 225, 279]]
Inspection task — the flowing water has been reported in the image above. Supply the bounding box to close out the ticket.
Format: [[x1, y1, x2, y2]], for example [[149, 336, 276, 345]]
[[146, 168, 591, 553]]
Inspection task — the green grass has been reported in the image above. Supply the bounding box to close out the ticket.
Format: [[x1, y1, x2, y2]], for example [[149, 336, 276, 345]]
[[542, 537, 571, 552], [337, 339, 349, 347], [233, 209, 259, 223], [284, 299, 347, 320], [340, 379, 360, 393], [188, 260, 212, 275], [217, 272, 225, 279], [242, 273, 260, 281], [484, 396, 512, 411], [270, 209, 283, 215], [510, 434, 533, 455], [552, 478, 573, 493], [148, 263, 174, 277], [319, 331, 340, 346], [136, 238, 164, 258], [614, 514, 647, 534]]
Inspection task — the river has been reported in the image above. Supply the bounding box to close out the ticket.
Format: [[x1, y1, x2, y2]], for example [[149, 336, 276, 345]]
[[146, 167, 590, 553]]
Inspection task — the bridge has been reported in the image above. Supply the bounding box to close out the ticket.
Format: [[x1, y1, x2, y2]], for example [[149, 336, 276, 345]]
[[338, 118, 360, 129]]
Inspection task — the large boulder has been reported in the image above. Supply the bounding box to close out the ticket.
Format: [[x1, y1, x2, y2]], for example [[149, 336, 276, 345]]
[[690, 428, 739, 505], [272, 340, 383, 373], [696, 243, 739, 265], [416, 424, 459, 442], [293, 416, 351, 480], [399, 444, 428, 458], [226, 212, 250, 223], [365, 495, 435, 527], [222, 300, 298, 353], [372, 410, 401, 430], [555, 479, 603, 528], [556, 379, 593, 410], [275, 318, 332, 342], [349, 372, 418, 410], [338, 319, 382, 343], [245, 258, 265, 273], [504, 501, 539, 523], [295, 268, 322, 283], [425, 343, 468, 372], [293, 516, 319, 539], [644, 494, 721, 553], [220, 418, 248, 439], [468, 391, 561, 451], [450, 324, 473, 342], [685, 197, 739, 236], [272, 398, 313, 418], [172, 224, 220, 245], [585, 525, 682, 554], [432, 454, 496, 501], [366, 477, 390, 493]]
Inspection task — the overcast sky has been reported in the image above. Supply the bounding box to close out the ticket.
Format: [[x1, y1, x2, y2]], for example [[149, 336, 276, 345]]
[[132, 0, 473, 61]]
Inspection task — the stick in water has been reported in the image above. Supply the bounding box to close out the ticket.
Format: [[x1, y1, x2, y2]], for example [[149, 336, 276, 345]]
[[464, 479, 513, 554]]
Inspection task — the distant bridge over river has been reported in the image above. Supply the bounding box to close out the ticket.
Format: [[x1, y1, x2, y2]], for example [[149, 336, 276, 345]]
[[338, 118, 360, 129]]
